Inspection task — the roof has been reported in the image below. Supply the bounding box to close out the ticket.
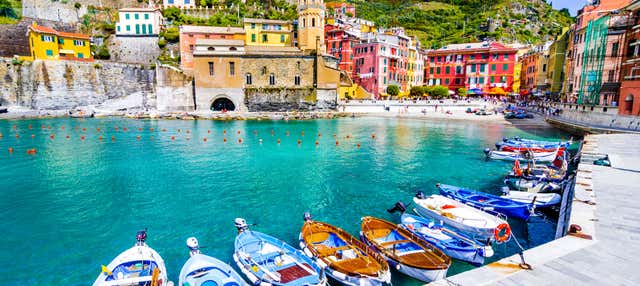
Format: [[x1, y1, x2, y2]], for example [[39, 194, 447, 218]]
[[29, 24, 90, 39], [245, 45, 302, 55], [430, 42, 517, 54], [180, 25, 244, 34], [195, 39, 245, 46], [119, 7, 161, 12], [325, 2, 354, 8], [243, 18, 291, 25]]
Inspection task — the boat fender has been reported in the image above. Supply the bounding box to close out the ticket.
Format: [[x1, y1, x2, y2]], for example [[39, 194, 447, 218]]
[[494, 223, 511, 243], [395, 264, 401, 271], [332, 271, 346, 280], [481, 245, 494, 258], [316, 259, 327, 269]]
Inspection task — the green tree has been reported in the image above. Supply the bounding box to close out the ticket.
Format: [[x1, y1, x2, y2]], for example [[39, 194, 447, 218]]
[[409, 86, 424, 98], [386, 85, 400, 97], [0, 0, 18, 19], [431, 85, 450, 98], [74, 2, 81, 9], [162, 27, 180, 43], [457, 87, 467, 97]]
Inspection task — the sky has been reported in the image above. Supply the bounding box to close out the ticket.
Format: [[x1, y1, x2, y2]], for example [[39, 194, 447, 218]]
[[549, 0, 587, 16]]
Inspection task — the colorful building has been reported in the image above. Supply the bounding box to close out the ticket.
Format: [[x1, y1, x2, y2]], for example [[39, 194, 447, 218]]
[[547, 29, 570, 99], [325, 2, 355, 17], [163, 0, 195, 9], [115, 8, 164, 37], [324, 25, 358, 73], [27, 23, 92, 61], [297, 0, 326, 51], [179, 25, 245, 72], [243, 18, 293, 47], [425, 42, 518, 94], [620, 0, 640, 115], [564, 0, 632, 104]]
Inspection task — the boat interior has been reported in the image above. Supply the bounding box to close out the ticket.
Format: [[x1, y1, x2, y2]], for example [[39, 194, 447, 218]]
[[302, 222, 387, 277], [361, 218, 450, 270], [185, 265, 240, 286], [105, 260, 158, 282]]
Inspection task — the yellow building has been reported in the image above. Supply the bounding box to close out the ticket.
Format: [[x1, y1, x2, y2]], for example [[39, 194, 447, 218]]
[[28, 23, 92, 61], [298, 0, 326, 51], [513, 63, 522, 94], [243, 18, 293, 47]]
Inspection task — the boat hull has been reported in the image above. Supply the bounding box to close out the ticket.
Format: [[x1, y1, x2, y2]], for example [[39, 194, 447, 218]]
[[92, 244, 168, 286], [179, 253, 247, 286], [487, 150, 558, 162], [438, 184, 532, 220]]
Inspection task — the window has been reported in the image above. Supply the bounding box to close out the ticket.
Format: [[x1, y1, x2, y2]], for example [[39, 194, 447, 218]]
[[383, 76, 386, 84], [229, 62, 235, 76], [134, 13, 139, 20], [229, 47, 237, 51], [208, 62, 214, 76], [471, 65, 476, 72], [262, 34, 267, 43], [280, 35, 285, 43], [189, 45, 194, 51], [294, 75, 301, 85], [269, 73, 275, 85], [185, 0, 190, 3], [251, 34, 256, 42], [312, 18, 316, 27], [492, 54, 498, 60], [144, 13, 149, 20], [482, 54, 488, 59], [45, 49, 53, 56], [608, 70, 614, 82], [126, 25, 130, 31], [445, 66, 450, 74], [479, 77, 485, 84], [73, 40, 85, 46], [168, 0, 173, 3], [504, 54, 509, 60], [501, 76, 507, 83], [148, 24, 152, 34], [480, 64, 485, 72], [612, 42, 619, 57], [302, 18, 306, 28], [262, 24, 268, 30], [135, 24, 140, 34], [455, 78, 461, 85], [142, 24, 147, 34], [436, 67, 441, 74], [445, 78, 450, 85], [261, 66, 267, 75], [41, 35, 54, 42], [542, 64, 547, 72], [77, 53, 84, 59], [490, 76, 495, 83], [491, 64, 496, 71], [117, 26, 120, 32], [246, 73, 252, 85], [429, 67, 434, 74], [456, 66, 462, 74], [470, 55, 475, 60], [125, 13, 130, 20], [251, 23, 256, 29]]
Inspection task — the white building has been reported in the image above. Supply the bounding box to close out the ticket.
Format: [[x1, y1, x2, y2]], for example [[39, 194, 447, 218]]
[[163, 0, 196, 9], [115, 8, 164, 37]]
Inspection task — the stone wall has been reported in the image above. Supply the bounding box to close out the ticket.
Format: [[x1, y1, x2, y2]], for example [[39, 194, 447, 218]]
[[0, 18, 77, 57], [0, 58, 155, 110], [245, 87, 324, 111], [22, 0, 145, 23], [156, 64, 194, 111], [108, 36, 161, 65], [546, 103, 640, 131]]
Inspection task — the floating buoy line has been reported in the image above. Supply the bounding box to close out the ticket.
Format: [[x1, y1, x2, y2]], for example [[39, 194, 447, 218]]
[[0, 125, 376, 157]]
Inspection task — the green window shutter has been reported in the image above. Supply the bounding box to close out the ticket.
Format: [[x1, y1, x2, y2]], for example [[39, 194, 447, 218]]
[[445, 66, 450, 74], [134, 14, 139, 20], [142, 24, 146, 34], [430, 67, 434, 74], [251, 34, 256, 42], [46, 49, 53, 56], [262, 34, 267, 42], [480, 64, 485, 72], [445, 78, 449, 84], [125, 13, 129, 20], [280, 35, 285, 43], [148, 24, 152, 34], [471, 65, 476, 72], [504, 54, 509, 60], [135, 24, 140, 34], [145, 14, 149, 20], [491, 76, 495, 83], [78, 53, 84, 59], [436, 67, 441, 74], [126, 25, 130, 31], [491, 64, 496, 71], [480, 77, 485, 84], [41, 35, 44, 41], [503, 64, 509, 71]]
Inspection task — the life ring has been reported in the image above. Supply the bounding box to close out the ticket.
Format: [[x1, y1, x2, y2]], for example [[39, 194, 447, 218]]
[[494, 223, 511, 243]]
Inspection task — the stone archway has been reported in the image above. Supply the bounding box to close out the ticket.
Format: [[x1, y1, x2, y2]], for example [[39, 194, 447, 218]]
[[211, 97, 236, 111]]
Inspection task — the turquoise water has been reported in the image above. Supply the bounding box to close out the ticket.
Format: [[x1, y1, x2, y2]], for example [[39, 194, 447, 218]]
[[0, 117, 572, 285]]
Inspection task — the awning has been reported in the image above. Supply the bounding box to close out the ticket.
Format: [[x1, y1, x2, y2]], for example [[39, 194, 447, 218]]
[[467, 88, 484, 95], [601, 82, 621, 92], [59, 49, 75, 54], [488, 87, 507, 95]]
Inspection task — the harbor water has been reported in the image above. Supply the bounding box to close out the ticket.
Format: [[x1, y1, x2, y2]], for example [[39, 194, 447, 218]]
[[0, 117, 572, 285]]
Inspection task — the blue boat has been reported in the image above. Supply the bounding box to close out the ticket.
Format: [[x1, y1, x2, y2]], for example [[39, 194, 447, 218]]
[[437, 184, 533, 220], [233, 218, 327, 286], [179, 237, 248, 286], [496, 137, 570, 150], [400, 214, 493, 265]]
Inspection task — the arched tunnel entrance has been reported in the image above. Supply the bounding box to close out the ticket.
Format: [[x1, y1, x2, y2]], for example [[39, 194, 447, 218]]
[[211, 97, 236, 111]]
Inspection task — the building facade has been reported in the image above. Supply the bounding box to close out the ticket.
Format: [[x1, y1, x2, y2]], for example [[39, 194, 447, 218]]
[[179, 25, 245, 72], [425, 42, 517, 94], [163, 0, 195, 9], [115, 8, 163, 37], [297, 0, 326, 51], [547, 29, 570, 98], [27, 23, 92, 61], [324, 25, 358, 74], [620, 0, 640, 115], [243, 18, 293, 47], [325, 2, 355, 17]]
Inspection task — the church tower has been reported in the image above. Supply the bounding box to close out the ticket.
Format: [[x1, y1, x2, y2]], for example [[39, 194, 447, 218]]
[[297, 0, 326, 52]]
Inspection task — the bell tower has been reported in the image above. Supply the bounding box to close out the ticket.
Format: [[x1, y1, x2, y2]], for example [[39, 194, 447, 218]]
[[297, 0, 326, 52]]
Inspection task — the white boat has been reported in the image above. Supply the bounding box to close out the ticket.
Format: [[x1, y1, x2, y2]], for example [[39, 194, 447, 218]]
[[413, 194, 508, 242], [501, 191, 561, 208], [93, 230, 169, 286], [179, 237, 248, 286], [484, 148, 559, 162]]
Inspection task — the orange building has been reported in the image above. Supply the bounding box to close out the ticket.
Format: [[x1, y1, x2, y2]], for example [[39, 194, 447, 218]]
[[179, 25, 245, 72]]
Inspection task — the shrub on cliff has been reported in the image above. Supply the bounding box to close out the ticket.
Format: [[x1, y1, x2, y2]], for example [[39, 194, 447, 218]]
[[161, 27, 180, 43], [158, 38, 167, 49], [94, 46, 111, 60]]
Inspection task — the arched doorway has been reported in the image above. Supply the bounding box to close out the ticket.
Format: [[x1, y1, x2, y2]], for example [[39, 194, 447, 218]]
[[211, 97, 236, 111], [625, 94, 634, 113]]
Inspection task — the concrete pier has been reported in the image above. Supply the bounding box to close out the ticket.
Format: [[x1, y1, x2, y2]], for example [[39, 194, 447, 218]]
[[429, 133, 640, 285]]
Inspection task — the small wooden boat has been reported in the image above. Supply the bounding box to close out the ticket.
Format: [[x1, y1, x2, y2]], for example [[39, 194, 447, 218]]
[[437, 184, 532, 220], [504, 177, 563, 193], [496, 137, 570, 151], [413, 194, 509, 242], [179, 237, 248, 286], [501, 191, 561, 208], [484, 148, 559, 162], [299, 213, 391, 286], [360, 216, 451, 282], [93, 230, 169, 286], [233, 218, 327, 286], [400, 214, 493, 265]]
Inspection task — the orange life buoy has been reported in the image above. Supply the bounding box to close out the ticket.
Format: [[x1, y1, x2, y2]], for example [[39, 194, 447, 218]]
[[494, 223, 511, 243], [442, 204, 456, 209]]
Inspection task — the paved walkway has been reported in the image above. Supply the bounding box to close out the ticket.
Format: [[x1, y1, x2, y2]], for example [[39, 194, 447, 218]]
[[430, 134, 640, 285]]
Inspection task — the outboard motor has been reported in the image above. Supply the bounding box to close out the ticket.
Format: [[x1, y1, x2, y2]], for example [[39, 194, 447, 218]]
[[234, 218, 249, 233], [303, 212, 313, 222], [501, 186, 510, 195], [415, 191, 426, 200], [136, 229, 147, 246], [387, 201, 407, 214], [186, 237, 200, 257], [483, 148, 491, 156], [502, 137, 509, 142], [514, 136, 520, 140]]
